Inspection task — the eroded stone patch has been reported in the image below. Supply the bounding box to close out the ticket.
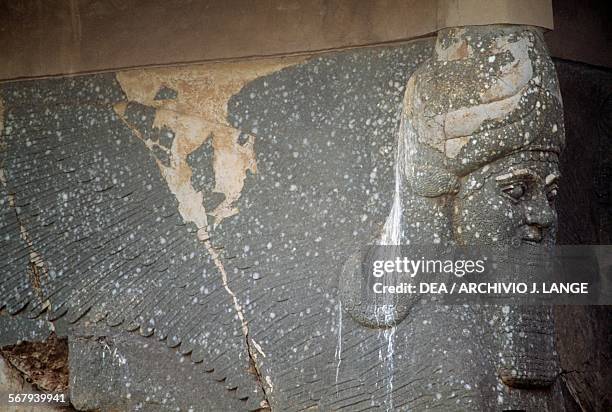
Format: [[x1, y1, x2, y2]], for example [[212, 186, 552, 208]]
[[0, 334, 69, 394], [114, 57, 306, 228]]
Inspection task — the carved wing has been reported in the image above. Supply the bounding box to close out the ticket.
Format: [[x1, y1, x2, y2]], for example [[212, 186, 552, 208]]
[[0, 42, 460, 410], [0, 74, 263, 408]]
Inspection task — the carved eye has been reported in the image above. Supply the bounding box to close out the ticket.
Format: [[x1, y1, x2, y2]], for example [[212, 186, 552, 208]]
[[502, 183, 526, 201], [546, 187, 558, 202]]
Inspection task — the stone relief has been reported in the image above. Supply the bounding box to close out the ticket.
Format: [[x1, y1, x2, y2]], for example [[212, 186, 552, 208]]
[[341, 25, 565, 390], [2, 21, 608, 410]]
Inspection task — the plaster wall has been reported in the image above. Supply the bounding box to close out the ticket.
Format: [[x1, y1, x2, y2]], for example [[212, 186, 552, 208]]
[[0, 0, 553, 81]]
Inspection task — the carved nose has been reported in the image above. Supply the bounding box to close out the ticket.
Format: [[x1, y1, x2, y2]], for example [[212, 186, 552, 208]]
[[524, 195, 555, 229], [522, 194, 555, 242], [522, 225, 543, 243]]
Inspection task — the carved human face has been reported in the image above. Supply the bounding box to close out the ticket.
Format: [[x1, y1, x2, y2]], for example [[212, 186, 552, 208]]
[[452, 152, 560, 247]]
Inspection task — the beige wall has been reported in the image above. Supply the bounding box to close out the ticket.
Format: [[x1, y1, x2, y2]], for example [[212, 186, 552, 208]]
[[0, 0, 553, 81]]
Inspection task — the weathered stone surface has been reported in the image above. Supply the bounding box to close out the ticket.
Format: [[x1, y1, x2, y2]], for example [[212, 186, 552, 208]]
[[221, 27, 566, 410], [0, 73, 264, 409], [154, 86, 178, 101], [0, 30, 609, 411], [401, 26, 564, 391], [221, 41, 439, 410], [68, 324, 253, 412], [0, 314, 54, 347]]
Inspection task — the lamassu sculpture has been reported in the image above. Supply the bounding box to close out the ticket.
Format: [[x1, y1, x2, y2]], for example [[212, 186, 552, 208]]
[[0, 24, 572, 410], [341, 24, 566, 402]]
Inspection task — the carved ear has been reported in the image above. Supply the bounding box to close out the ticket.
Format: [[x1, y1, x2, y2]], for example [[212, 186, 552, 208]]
[[409, 164, 459, 198], [404, 139, 459, 198], [338, 248, 414, 328]]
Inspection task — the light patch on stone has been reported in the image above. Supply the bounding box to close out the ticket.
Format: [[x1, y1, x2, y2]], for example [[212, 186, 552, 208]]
[[444, 87, 524, 141], [251, 339, 266, 358], [115, 58, 304, 401], [425, 34, 536, 159], [444, 136, 470, 158], [495, 168, 531, 182], [482, 36, 533, 103], [495, 172, 514, 181], [545, 173, 559, 185], [115, 56, 306, 228], [435, 28, 473, 61], [265, 375, 274, 393]]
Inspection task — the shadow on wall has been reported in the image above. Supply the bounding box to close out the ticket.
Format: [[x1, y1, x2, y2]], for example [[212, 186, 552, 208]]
[[553, 59, 612, 412]]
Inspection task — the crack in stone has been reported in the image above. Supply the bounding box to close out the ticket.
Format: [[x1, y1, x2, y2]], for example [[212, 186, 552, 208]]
[[115, 105, 272, 408], [7, 192, 50, 306], [206, 241, 272, 409], [110, 60, 309, 408], [0, 99, 33, 309]]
